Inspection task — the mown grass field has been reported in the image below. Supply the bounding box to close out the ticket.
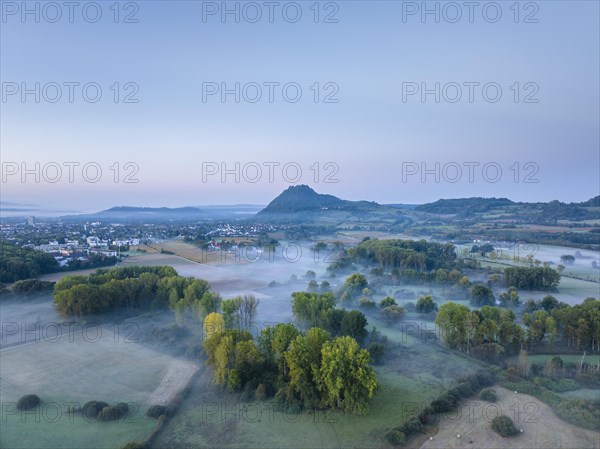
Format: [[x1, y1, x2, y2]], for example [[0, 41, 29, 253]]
[[0, 322, 196, 449]]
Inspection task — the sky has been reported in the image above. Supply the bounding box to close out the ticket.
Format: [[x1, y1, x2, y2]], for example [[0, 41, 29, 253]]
[[1, 0, 599, 213]]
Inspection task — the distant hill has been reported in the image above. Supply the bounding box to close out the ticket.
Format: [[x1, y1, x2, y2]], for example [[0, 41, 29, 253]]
[[57, 206, 207, 222], [415, 197, 515, 214], [258, 185, 379, 214], [580, 195, 600, 207], [415, 196, 600, 222], [104, 206, 204, 214]]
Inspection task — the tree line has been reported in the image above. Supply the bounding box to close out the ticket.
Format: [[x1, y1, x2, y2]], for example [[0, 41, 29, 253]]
[[503, 266, 561, 291], [331, 238, 458, 272], [436, 298, 600, 359], [53, 266, 222, 320], [0, 242, 59, 283]]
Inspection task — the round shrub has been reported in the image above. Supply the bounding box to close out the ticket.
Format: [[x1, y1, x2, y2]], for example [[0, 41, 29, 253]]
[[97, 406, 117, 422], [146, 404, 168, 419], [385, 430, 406, 446], [431, 397, 452, 413], [400, 416, 424, 435], [491, 415, 519, 437], [97, 403, 130, 422], [82, 401, 109, 419], [479, 389, 498, 402], [449, 382, 473, 399], [16, 394, 40, 410]]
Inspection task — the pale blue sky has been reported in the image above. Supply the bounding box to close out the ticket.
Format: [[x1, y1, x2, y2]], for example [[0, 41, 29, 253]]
[[1, 1, 598, 212]]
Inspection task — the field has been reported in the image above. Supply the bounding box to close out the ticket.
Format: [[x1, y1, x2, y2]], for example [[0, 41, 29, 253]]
[[418, 386, 600, 449], [0, 314, 199, 449]]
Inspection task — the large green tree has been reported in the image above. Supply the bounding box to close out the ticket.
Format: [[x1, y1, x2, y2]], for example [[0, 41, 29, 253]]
[[319, 336, 377, 415]]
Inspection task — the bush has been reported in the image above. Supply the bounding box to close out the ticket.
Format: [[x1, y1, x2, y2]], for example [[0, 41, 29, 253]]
[[491, 415, 519, 437], [120, 443, 146, 449], [82, 401, 109, 419], [146, 405, 168, 419], [533, 376, 579, 393], [399, 416, 424, 435], [97, 403, 130, 422], [367, 342, 385, 364], [380, 297, 397, 308], [449, 382, 473, 399], [380, 305, 405, 321], [415, 295, 438, 314], [385, 430, 406, 446], [358, 297, 377, 309], [16, 394, 40, 410], [479, 389, 497, 402], [12, 279, 55, 294], [430, 396, 453, 413], [475, 370, 496, 387]]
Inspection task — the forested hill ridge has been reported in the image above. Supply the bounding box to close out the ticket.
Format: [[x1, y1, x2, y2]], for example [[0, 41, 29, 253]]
[[258, 185, 381, 214], [416, 196, 600, 221]]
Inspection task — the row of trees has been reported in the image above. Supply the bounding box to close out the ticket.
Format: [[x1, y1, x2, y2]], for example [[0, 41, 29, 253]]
[[435, 303, 524, 360], [437, 298, 600, 356], [0, 241, 59, 283], [522, 297, 600, 351], [202, 314, 378, 415], [291, 291, 369, 343], [337, 239, 458, 272], [503, 266, 561, 291], [53, 266, 223, 321]]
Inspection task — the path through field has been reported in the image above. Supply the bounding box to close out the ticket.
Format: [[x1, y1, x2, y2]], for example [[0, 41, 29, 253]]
[[419, 386, 599, 449]]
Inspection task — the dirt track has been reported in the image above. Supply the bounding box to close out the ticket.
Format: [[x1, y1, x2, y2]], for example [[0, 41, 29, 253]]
[[147, 359, 199, 405], [419, 386, 599, 449]]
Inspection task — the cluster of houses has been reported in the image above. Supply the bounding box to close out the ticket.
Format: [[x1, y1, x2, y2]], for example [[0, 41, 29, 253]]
[[27, 237, 145, 267]]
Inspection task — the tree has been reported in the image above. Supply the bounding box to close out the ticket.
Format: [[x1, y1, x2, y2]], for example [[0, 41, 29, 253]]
[[203, 312, 224, 340], [380, 305, 405, 322], [222, 297, 242, 329], [234, 339, 264, 388], [197, 292, 222, 320], [540, 295, 559, 312], [291, 292, 336, 329], [470, 285, 495, 307], [342, 273, 368, 298], [358, 297, 377, 310], [436, 302, 470, 350], [239, 295, 259, 330], [272, 323, 300, 377], [560, 255, 575, 265], [517, 349, 530, 378], [416, 295, 438, 313], [340, 310, 368, 343], [285, 328, 330, 408], [213, 333, 235, 385], [319, 336, 377, 415], [380, 296, 397, 308], [499, 287, 520, 308]]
